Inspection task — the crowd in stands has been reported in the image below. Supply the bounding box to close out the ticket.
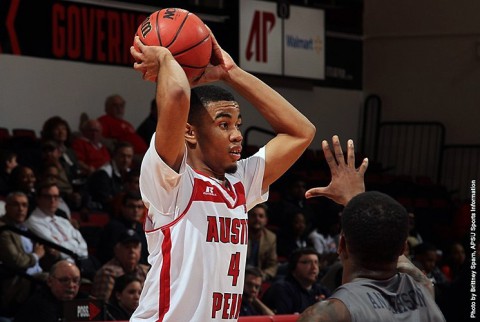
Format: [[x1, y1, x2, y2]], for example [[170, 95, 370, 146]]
[[0, 94, 473, 321]]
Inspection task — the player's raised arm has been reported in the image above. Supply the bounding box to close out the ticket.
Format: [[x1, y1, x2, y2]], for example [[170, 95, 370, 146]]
[[131, 36, 190, 172], [199, 30, 316, 191]]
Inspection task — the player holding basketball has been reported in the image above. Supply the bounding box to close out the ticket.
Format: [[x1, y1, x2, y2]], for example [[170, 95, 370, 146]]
[[129, 26, 319, 320]]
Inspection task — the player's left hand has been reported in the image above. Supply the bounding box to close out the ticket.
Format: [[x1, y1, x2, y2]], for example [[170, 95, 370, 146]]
[[191, 27, 237, 86]]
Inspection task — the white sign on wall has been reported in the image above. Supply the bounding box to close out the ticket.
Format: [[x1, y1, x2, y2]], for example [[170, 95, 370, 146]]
[[284, 5, 324, 79], [239, 0, 282, 75], [239, 0, 325, 80]]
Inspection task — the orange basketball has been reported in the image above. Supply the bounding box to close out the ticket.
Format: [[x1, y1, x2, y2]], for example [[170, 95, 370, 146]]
[[134, 8, 212, 81]]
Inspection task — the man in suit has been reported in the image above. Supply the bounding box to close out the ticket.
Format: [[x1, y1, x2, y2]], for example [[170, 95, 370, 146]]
[[246, 203, 278, 281], [0, 192, 45, 318]]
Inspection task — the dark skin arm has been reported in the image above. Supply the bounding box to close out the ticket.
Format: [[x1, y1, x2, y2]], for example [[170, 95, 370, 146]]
[[305, 135, 368, 206], [298, 299, 351, 322]]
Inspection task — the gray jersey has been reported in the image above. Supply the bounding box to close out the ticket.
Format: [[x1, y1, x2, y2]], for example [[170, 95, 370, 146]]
[[330, 273, 445, 322]]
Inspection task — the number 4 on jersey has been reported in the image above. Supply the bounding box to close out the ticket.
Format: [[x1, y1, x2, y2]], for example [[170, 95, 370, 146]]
[[228, 252, 240, 286]]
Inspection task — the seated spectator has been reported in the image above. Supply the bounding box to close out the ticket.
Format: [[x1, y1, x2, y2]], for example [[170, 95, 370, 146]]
[[0, 192, 46, 318], [91, 230, 149, 301], [440, 241, 466, 282], [105, 274, 142, 321], [276, 210, 312, 259], [24, 181, 98, 277], [14, 260, 86, 322], [40, 116, 84, 182], [240, 266, 275, 317], [110, 168, 143, 218], [72, 119, 111, 176], [413, 242, 450, 304], [136, 98, 157, 145], [269, 176, 316, 233], [97, 94, 147, 157], [96, 191, 148, 265], [0, 150, 17, 197], [246, 203, 278, 281], [262, 247, 331, 314], [38, 141, 82, 210], [308, 206, 341, 268], [7, 165, 36, 214], [87, 141, 133, 211]]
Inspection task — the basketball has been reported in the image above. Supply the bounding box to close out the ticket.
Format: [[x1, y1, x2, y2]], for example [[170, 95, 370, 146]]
[[134, 8, 212, 80]]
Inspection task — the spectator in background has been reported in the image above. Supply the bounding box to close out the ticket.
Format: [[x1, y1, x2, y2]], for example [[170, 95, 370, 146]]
[[7, 165, 37, 214], [105, 274, 142, 321], [308, 204, 341, 268], [0, 192, 46, 318], [72, 119, 111, 176], [39, 141, 82, 211], [440, 241, 466, 282], [96, 192, 148, 265], [97, 94, 147, 157], [14, 260, 86, 322], [413, 241, 450, 305], [0, 150, 17, 197], [91, 229, 149, 301], [24, 181, 96, 276], [136, 98, 157, 145], [246, 203, 278, 281], [262, 247, 331, 315], [87, 141, 133, 211], [40, 116, 84, 182], [270, 176, 316, 234], [110, 168, 143, 218], [276, 210, 312, 259], [240, 266, 275, 317]]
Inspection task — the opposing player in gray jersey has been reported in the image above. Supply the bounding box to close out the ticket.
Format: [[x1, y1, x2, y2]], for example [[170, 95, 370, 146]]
[[298, 139, 445, 322]]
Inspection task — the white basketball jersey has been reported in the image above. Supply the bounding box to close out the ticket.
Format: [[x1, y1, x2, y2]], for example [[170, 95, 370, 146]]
[[131, 145, 267, 321]]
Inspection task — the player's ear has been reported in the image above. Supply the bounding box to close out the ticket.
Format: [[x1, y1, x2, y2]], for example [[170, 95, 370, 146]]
[[185, 123, 197, 143], [337, 232, 348, 259]]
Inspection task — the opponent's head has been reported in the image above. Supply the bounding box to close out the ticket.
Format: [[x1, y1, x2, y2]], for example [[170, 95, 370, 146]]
[[340, 191, 408, 269]]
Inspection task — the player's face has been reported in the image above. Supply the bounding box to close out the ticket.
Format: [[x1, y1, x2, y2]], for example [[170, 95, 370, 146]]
[[196, 101, 243, 176]]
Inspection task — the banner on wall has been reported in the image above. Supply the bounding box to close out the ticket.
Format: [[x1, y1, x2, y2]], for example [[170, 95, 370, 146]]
[[0, 0, 149, 66], [239, 0, 325, 80]]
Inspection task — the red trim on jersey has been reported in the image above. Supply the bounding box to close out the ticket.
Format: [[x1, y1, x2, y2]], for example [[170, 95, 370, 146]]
[[158, 228, 172, 321]]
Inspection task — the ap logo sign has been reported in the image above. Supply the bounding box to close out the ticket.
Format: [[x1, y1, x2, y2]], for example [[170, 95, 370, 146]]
[[239, 0, 282, 75]]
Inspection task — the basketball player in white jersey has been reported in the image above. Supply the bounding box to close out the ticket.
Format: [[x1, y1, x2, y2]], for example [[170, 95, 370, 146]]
[[129, 27, 320, 321]]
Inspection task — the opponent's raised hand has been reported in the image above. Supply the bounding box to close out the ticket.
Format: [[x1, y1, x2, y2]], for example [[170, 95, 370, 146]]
[[305, 135, 368, 206]]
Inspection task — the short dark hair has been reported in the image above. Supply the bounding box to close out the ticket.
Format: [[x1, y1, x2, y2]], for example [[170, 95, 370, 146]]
[[245, 266, 263, 278], [341, 191, 408, 268], [113, 141, 133, 155], [188, 85, 236, 125], [121, 191, 142, 205], [287, 247, 319, 273]]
